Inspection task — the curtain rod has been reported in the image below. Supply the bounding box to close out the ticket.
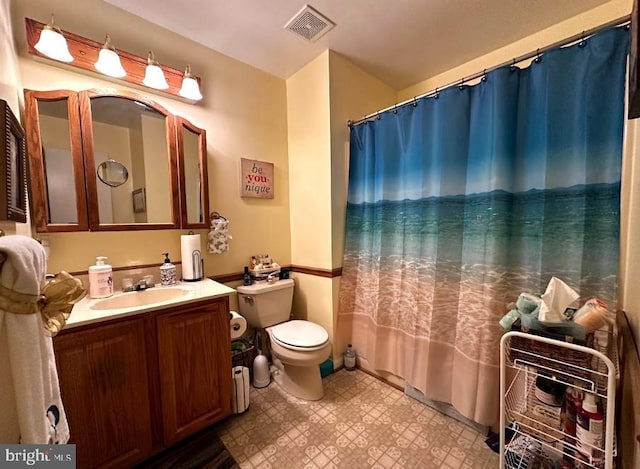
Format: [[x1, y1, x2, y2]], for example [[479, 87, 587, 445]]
[[349, 14, 631, 127]]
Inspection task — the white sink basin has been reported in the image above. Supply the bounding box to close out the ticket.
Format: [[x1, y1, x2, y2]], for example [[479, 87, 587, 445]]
[[90, 286, 193, 310]]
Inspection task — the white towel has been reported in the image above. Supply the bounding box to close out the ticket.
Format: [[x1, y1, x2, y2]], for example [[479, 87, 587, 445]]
[[0, 235, 70, 444]]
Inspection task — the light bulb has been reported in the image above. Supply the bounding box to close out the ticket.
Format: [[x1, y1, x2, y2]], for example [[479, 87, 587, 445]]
[[94, 35, 126, 78], [179, 65, 203, 101], [34, 15, 73, 63], [143, 51, 169, 90]]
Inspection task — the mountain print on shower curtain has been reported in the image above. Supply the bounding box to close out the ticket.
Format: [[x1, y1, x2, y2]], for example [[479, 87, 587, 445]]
[[338, 26, 629, 425]]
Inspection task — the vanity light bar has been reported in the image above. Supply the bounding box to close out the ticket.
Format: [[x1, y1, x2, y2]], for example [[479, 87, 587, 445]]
[[25, 17, 203, 102]]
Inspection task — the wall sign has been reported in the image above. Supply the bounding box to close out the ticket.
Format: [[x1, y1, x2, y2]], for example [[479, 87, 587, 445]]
[[240, 158, 274, 199]]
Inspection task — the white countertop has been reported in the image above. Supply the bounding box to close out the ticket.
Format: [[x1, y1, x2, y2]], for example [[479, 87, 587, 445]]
[[66, 278, 236, 329]]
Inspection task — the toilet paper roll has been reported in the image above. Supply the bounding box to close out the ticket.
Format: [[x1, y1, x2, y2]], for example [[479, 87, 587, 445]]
[[230, 310, 247, 339], [181, 233, 203, 281], [232, 366, 250, 413]]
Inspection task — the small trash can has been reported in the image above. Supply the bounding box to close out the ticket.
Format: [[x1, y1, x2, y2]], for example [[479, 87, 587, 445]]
[[232, 366, 250, 414], [231, 339, 257, 380]]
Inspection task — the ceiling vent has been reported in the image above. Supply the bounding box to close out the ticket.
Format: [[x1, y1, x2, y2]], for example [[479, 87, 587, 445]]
[[284, 5, 335, 42]]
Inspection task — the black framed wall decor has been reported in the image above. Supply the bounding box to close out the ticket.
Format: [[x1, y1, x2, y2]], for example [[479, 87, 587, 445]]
[[0, 99, 28, 223]]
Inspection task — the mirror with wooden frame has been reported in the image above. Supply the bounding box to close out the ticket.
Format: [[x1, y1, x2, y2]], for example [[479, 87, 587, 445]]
[[176, 117, 209, 229], [24, 90, 87, 231], [24, 88, 194, 232]]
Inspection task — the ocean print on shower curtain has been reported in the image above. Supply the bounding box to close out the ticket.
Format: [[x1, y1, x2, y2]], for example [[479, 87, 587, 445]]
[[338, 27, 628, 425]]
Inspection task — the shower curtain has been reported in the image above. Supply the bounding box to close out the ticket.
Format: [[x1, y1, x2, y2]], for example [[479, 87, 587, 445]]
[[338, 26, 628, 425]]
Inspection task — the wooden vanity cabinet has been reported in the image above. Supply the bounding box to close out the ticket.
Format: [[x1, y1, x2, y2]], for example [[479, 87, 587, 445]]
[[53, 317, 152, 469], [53, 296, 233, 468], [156, 298, 233, 445]]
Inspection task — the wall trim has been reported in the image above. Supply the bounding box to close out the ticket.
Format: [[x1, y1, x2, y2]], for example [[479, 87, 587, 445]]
[[210, 265, 343, 283], [69, 261, 182, 277], [69, 262, 342, 282], [289, 265, 342, 278]]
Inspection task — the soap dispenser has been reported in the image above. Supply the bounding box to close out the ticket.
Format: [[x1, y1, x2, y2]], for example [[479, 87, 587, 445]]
[[160, 252, 177, 286], [89, 256, 113, 298]]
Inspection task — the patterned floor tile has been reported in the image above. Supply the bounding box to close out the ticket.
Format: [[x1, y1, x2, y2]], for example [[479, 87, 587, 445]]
[[218, 369, 499, 469]]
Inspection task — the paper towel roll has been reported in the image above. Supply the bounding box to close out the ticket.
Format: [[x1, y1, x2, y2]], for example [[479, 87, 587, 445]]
[[232, 366, 250, 413], [230, 311, 247, 339], [181, 233, 203, 281]]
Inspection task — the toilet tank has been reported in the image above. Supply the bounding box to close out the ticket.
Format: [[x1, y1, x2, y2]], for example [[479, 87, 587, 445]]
[[236, 278, 294, 328]]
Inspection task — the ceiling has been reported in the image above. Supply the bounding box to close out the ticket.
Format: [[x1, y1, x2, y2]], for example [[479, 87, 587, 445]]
[[103, 0, 610, 90]]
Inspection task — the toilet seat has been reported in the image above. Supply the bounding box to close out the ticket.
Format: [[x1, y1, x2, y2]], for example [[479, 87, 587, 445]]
[[269, 320, 328, 351]]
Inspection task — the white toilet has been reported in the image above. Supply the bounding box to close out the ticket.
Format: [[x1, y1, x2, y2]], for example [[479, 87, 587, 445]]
[[236, 278, 331, 400]]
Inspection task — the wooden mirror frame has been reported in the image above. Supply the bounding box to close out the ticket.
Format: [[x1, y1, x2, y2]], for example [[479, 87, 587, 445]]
[[0, 100, 28, 223], [79, 89, 180, 231], [176, 117, 209, 229], [24, 88, 186, 232], [24, 90, 88, 231]]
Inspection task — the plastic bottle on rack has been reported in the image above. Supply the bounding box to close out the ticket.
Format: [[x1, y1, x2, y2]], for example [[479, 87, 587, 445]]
[[561, 387, 582, 466], [576, 392, 604, 464], [344, 344, 356, 371], [563, 387, 582, 436]]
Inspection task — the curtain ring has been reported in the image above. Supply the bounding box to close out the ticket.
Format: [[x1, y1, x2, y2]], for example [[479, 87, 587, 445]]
[[481, 69, 487, 82], [510, 58, 517, 72], [347, 120, 353, 128], [579, 31, 586, 47], [412, 96, 418, 107], [433, 87, 439, 99], [392, 104, 398, 114], [458, 77, 465, 90], [376, 112, 381, 120], [534, 49, 542, 63]]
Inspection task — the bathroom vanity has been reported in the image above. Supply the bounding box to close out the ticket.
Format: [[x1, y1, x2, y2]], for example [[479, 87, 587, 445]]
[[53, 279, 235, 468]]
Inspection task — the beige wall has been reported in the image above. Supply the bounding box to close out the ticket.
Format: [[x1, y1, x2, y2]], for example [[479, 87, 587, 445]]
[[398, 0, 631, 102], [12, 0, 290, 277], [92, 122, 135, 223], [286, 50, 396, 361], [0, 0, 29, 237], [621, 121, 640, 342], [287, 51, 332, 270], [140, 114, 171, 223]]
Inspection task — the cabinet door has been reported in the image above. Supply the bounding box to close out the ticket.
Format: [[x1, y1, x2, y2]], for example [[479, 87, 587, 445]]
[[156, 299, 232, 444], [23, 89, 88, 232], [54, 318, 152, 469]]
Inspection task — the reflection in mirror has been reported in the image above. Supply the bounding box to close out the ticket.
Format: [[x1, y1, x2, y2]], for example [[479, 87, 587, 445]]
[[183, 126, 203, 224], [90, 97, 171, 224], [96, 159, 128, 187], [37, 98, 77, 224], [177, 117, 208, 229]]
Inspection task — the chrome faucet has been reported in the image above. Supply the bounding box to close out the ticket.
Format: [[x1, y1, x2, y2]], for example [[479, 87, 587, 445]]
[[123, 278, 154, 292]]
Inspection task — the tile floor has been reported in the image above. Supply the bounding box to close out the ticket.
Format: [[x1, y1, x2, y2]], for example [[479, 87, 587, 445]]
[[217, 369, 500, 468]]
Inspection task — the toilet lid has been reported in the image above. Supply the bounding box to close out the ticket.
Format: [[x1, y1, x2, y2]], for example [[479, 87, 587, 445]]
[[270, 320, 328, 348]]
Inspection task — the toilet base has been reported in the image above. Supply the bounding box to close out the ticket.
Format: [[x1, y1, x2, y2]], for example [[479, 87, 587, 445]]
[[272, 359, 324, 401]]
